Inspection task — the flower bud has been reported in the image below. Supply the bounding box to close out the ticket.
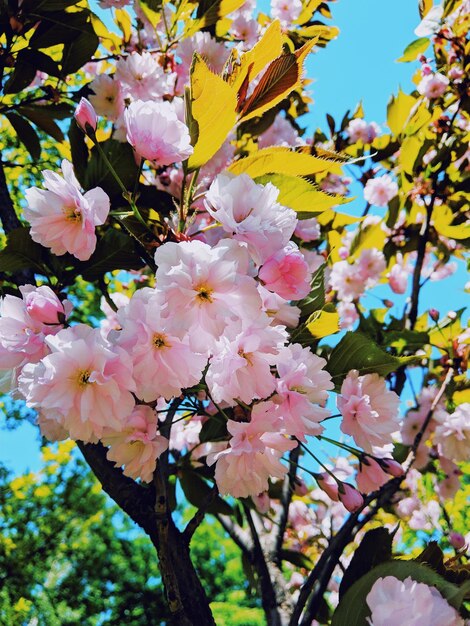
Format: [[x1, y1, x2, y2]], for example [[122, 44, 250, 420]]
[[449, 532, 466, 551], [316, 472, 339, 501], [377, 458, 405, 478], [338, 483, 364, 512], [429, 308, 439, 322], [74, 98, 97, 135]]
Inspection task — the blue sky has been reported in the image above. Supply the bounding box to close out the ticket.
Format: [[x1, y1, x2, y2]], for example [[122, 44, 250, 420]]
[[1, 1, 466, 476]]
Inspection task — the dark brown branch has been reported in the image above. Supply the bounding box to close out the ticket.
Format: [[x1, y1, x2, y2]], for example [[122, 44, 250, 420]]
[[214, 513, 253, 556], [272, 445, 300, 564], [77, 441, 157, 538], [244, 504, 283, 626], [183, 484, 218, 542], [408, 198, 434, 329]]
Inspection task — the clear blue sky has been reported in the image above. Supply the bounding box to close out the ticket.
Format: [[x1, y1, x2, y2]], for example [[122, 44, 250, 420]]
[[2, 1, 465, 475]]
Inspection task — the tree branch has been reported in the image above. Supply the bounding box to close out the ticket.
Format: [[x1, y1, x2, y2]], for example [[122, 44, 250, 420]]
[[183, 484, 218, 543], [272, 445, 300, 564]]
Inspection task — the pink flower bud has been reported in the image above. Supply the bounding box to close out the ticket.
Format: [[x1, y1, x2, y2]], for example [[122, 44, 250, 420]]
[[449, 532, 466, 550], [338, 483, 364, 512], [421, 63, 432, 76], [429, 308, 439, 322], [74, 97, 97, 135], [377, 458, 405, 478], [316, 472, 339, 501], [294, 477, 308, 496]]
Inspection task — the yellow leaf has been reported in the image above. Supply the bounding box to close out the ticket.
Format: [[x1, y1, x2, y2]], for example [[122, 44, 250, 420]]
[[254, 173, 349, 214], [326, 229, 343, 263], [399, 135, 423, 175], [187, 54, 238, 170], [114, 8, 132, 42], [296, 24, 340, 42], [433, 205, 470, 240], [349, 222, 387, 261], [295, 0, 323, 25], [307, 309, 340, 338], [454, 388, 470, 405], [387, 89, 417, 135], [185, 0, 247, 36], [318, 210, 361, 227], [228, 146, 345, 178], [90, 14, 121, 52], [227, 20, 283, 93], [405, 100, 432, 135], [34, 485, 52, 498]]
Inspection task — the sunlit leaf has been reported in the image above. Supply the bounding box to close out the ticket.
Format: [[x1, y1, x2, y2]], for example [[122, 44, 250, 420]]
[[397, 38, 430, 62], [433, 205, 470, 240], [228, 146, 347, 178], [187, 54, 237, 170], [326, 332, 420, 389], [254, 173, 349, 215], [387, 89, 417, 135], [307, 308, 340, 339]]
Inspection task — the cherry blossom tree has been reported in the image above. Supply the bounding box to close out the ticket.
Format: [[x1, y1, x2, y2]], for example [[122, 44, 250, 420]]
[[0, 1, 469, 624]]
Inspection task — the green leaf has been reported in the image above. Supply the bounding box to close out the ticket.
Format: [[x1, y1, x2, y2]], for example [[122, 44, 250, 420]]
[[78, 229, 145, 281], [326, 332, 420, 389], [339, 528, 394, 599], [332, 560, 467, 626], [61, 23, 99, 75], [30, 10, 90, 49], [0, 227, 45, 274], [2, 56, 37, 94], [296, 264, 326, 323], [397, 38, 430, 62], [199, 417, 228, 444], [383, 329, 430, 355], [18, 105, 65, 142], [179, 471, 232, 516], [16, 48, 61, 77], [84, 139, 139, 199], [5, 113, 41, 161]]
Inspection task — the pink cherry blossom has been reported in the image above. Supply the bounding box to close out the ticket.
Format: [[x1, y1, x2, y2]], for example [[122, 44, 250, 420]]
[[258, 243, 311, 300], [102, 405, 168, 483], [115, 51, 174, 100], [89, 75, 124, 122], [338, 301, 359, 330], [364, 174, 398, 207], [154, 239, 262, 351], [271, 0, 302, 27], [98, 0, 131, 7], [274, 343, 333, 440], [116, 288, 207, 401], [124, 100, 193, 166], [330, 261, 368, 301], [388, 253, 409, 294], [258, 285, 301, 329], [174, 32, 230, 94], [208, 401, 296, 498], [337, 370, 400, 452], [205, 319, 286, 405], [204, 173, 297, 265], [366, 576, 464, 626], [258, 113, 302, 149], [356, 248, 387, 285], [18, 325, 135, 442], [294, 217, 321, 242], [24, 160, 110, 261], [319, 173, 351, 195], [418, 73, 449, 99], [346, 118, 381, 144], [434, 403, 470, 462], [0, 285, 71, 369]]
